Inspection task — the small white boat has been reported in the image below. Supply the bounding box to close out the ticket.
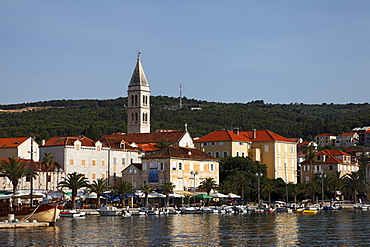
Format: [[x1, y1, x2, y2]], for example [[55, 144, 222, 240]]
[[60, 210, 86, 218], [121, 210, 132, 217], [97, 206, 121, 216]]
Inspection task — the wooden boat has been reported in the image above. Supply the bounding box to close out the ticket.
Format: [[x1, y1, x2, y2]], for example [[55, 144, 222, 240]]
[[0, 194, 60, 223]]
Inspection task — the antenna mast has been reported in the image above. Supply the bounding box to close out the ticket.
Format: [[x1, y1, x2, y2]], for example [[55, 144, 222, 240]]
[[180, 84, 182, 108]]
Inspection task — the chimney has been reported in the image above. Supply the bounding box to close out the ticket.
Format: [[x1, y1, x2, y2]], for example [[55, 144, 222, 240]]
[[252, 129, 257, 139], [232, 128, 239, 135], [41, 140, 45, 146]]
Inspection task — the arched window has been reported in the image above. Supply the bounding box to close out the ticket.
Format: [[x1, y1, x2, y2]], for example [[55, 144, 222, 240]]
[[135, 95, 138, 106], [135, 113, 138, 123], [131, 95, 134, 105]]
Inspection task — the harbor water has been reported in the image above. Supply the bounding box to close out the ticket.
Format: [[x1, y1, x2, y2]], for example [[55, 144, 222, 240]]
[[0, 210, 370, 246]]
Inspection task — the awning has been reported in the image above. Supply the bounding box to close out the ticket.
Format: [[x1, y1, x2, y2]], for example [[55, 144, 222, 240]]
[[174, 191, 196, 196], [210, 192, 228, 198]]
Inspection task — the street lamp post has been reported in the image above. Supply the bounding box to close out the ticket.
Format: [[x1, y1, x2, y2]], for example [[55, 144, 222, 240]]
[[190, 171, 198, 204], [319, 173, 327, 202], [255, 173, 263, 204], [129, 168, 137, 208]]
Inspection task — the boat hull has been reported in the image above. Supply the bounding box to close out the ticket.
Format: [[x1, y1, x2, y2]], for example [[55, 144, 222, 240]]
[[0, 204, 60, 223]]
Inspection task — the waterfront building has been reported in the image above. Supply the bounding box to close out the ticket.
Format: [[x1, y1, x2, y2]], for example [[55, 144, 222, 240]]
[[240, 130, 297, 183], [121, 146, 219, 193], [300, 149, 359, 184], [0, 137, 39, 161], [195, 129, 297, 183], [40, 136, 142, 185], [194, 128, 252, 158]]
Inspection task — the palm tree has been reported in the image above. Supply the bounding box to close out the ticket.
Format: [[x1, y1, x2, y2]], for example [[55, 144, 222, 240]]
[[154, 139, 170, 149], [59, 172, 90, 209], [343, 171, 368, 203], [114, 180, 133, 208], [140, 184, 152, 206], [218, 180, 237, 195], [42, 152, 55, 192], [304, 145, 317, 181], [0, 157, 29, 196], [89, 178, 107, 208], [304, 181, 321, 203], [288, 183, 305, 204], [327, 171, 344, 200], [229, 172, 249, 201], [262, 181, 277, 202], [198, 177, 218, 206], [161, 181, 176, 207]]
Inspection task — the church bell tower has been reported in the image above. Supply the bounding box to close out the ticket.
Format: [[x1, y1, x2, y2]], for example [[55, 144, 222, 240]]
[[127, 53, 150, 134]]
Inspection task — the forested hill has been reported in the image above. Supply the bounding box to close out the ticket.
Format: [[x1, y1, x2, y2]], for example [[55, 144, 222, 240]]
[[0, 96, 369, 143]]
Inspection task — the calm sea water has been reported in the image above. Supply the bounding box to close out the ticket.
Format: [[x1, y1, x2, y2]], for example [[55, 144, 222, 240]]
[[0, 210, 369, 246]]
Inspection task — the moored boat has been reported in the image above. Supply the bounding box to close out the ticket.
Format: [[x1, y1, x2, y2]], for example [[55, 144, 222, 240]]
[[0, 194, 60, 223], [97, 205, 121, 216], [60, 210, 86, 218]]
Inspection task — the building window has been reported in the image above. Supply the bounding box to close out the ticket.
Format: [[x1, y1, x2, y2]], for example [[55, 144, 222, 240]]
[[122, 158, 125, 165], [143, 163, 147, 170], [264, 145, 269, 152], [92, 160, 97, 167], [76, 144, 80, 150], [70, 159, 74, 166], [81, 160, 86, 166], [113, 157, 117, 164], [97, 145, 101, 151], [159, 162, 164, 170], [101, 173, 105, 179], [306, 176, 310, 182], [179, 163, 183, 171], [47, 175, 51, 182], [215, 152, 220, 158], [203, 143, 208, 146], [329, 165, 333, 170], [223, 151, 228, 157], [210, 163, 214, 172], [207, 152, 212, 156], [200, 163, 204, 171], [219, 142, 224, 146], [241, 152, 245, 157], [211, 142, 216, 146], [92, 173, 96, 180], [102, 160, 105, 167], [236, 152, 239, 157]]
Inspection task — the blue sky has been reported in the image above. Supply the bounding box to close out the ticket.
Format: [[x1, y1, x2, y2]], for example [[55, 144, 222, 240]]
[[1, 1, 369, 105]]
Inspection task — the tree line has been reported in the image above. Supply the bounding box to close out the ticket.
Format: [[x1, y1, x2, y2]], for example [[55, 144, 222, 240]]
[[0, 96, 369, 142]]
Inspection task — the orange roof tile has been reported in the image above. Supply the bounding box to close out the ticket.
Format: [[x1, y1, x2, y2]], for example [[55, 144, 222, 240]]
[[315, 133, 335, 137], [44, 136, 99, 147], [142, 146, 218, 161], [101, 131, 186, 144], [194, 130, 251, 143], [240, 130, 295, 143], [0, 137, 29, 148], [338, 132, 356, 137], [99, 137, 139, 151], [0, 158, 63, 172]]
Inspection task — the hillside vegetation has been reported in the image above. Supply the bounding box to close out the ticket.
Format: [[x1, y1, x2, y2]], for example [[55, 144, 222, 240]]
[[0, 96, 369, 142]]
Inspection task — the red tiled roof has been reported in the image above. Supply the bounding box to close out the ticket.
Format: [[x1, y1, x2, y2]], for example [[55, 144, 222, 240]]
[[338, 132, 356, 137], [240, 130, 295, 143], [315, 133, 335, 137], [137, 143, 157, 152], [194, 130, 251, 143], [44, 136, 98, 147], [142, 146, 218, 161], [345, 147, 362, 153], [0, 137, 29, 148], [99, 137, 139, 151], [101, 131, 186, 144], [289, 138, 302, 142], [298, 141, 312, 146]]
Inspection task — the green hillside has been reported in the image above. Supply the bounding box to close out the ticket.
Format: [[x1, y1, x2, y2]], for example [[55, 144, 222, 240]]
[[0, 96, 369, 143]]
